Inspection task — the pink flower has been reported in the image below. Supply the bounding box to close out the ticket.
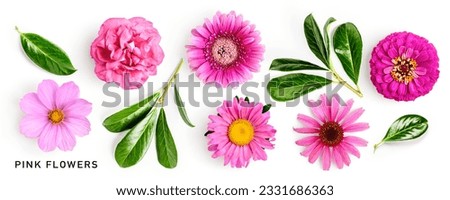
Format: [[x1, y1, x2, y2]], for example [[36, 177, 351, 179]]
[[19, 80, 92, 152], [370, 32, 439, 101], [90, 17, 164, 89], [294, 94, 369, 170], [186, 11, 264, 87], [207, 98, 276, 168]]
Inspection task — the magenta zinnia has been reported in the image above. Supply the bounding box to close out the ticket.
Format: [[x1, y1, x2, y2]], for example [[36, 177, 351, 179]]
[[186, 11, 264, 87], [370, 32, 439, 101], [207, 98, 276, 168], [19, 80, 92, 152], [294, 94, 369, 170]]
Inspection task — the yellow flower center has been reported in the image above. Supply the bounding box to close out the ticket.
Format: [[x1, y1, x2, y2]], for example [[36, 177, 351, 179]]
[[48, 109, 64, 124], [390, 56, 418, 84], [228, 119, 254, 146]]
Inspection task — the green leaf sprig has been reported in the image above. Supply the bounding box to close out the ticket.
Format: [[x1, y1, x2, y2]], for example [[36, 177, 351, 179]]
[[16, 27, 76, 75], [374, 114, 428, 152], [104, 59, 194, 168], [267, 14, 363, 101]]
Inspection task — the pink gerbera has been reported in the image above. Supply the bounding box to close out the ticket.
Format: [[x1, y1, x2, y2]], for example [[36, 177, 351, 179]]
[[19, 80, 92, 152], [186, 11, 264, 87], [207, 97, 276, 168], [294, 94, 369, 170], [370, 32, 439, 101]]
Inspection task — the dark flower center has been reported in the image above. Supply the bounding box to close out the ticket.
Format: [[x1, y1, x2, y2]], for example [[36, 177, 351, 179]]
[[391, 56, 418, 84], [319, 121, 344, 146], [48, 109, 64, 124], [210, 37, 239, 69]]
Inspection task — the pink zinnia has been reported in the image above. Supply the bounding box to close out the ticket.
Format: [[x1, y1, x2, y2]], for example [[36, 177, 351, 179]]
[[370, 32, 439, 101], [294, 94, 369, 170], [207, 98, 276, 168], [19, 80, 92, 152], [186, 11, 264, 87], [91, 17, 164, 89]]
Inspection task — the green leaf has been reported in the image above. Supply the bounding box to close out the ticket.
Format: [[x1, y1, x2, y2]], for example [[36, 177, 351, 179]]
[[304, 14, 329, 67], [267, 73, 332, 102], [374, 114, 429, 152], [156, 108, 178, 168], [269, 58, 327, 71], [174, 82, 194, 127], [262, 104, 272, 113], [17, 27, 76, 75], [114, 108, 160, 168], [333, 23, 363, 85], [103, 92, 161, 132], [323, 17, 336, 60]]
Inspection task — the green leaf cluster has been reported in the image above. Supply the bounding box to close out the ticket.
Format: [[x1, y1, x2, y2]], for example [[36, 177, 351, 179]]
[[104, 59, 193, 168], [267, 14, 363, 101]]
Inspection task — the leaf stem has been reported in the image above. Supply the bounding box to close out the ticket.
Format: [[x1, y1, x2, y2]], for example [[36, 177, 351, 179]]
[[328, 63, 363, 97], [158, 59, 184, 104], [15, 26, 22, 34], [373, 141, 384, 153]]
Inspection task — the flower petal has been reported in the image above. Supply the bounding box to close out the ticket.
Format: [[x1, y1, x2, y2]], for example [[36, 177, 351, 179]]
[[341, 108, 365, 128], [20, 115, 49, 138], [322, 146, 331, 171], [343, 122, 369, 132], [63, 117, 91, 137], [308, 143, 324, 164], [336, 145, 351, 166], [293, 127, 320, 134], [37, 124, 58, 152], [297, 114, 321, 129], [55, 82, 80, 109], [63, 99, 92, 118], [295, 136, 320, 146], [57, 125, 76, 151], [336, 99, 354, 123], [20, 93, 48, 115], [36, 80, 58, 110], [341, 142, 361, 158], [343, 136, 368, 146], [332, 147, 344, 169]]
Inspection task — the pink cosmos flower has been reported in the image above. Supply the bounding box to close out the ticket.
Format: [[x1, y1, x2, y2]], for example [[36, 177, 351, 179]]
[[370, 32, 439, 101], [19, 80, 92, 152], [186, 11, 264, 87], [91, 17, 164, 89], [207, 98, 276, 168], [294, 94, 369, 170]]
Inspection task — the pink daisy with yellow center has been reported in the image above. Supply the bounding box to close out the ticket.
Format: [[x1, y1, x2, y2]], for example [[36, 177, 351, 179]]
[[295, 94, 369, 170], [207, 98, 276, 168], [186, 11, 264, 87]]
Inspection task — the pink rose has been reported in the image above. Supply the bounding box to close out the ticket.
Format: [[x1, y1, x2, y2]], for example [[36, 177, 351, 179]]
[[90, 17, 164, 89]]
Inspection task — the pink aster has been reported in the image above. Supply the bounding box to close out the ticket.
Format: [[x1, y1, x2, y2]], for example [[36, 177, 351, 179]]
[[207, 98, 276, 168], [19, 80, 92, 152], [186, 11, 264, 87], [370, 32, 439, 101], [294, 94, 369, 170]]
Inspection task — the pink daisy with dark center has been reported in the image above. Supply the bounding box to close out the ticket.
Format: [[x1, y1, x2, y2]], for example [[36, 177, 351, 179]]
[[294, 94, 369, 170], [186, 11, 264, 87], [370, 32, 439, 101]]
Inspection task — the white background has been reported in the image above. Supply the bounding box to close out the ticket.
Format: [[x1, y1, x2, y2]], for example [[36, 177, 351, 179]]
[[1, 0, 448, 199]]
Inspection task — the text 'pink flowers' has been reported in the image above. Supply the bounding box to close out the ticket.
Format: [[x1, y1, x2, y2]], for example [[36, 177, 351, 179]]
[[19, 80, 92, 152], [207, 98, 276, 168], [186, 11, 264, 87], [294, 94, 369, 170], [91, 17, 164, 89], [370, 32, 439, 101]]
